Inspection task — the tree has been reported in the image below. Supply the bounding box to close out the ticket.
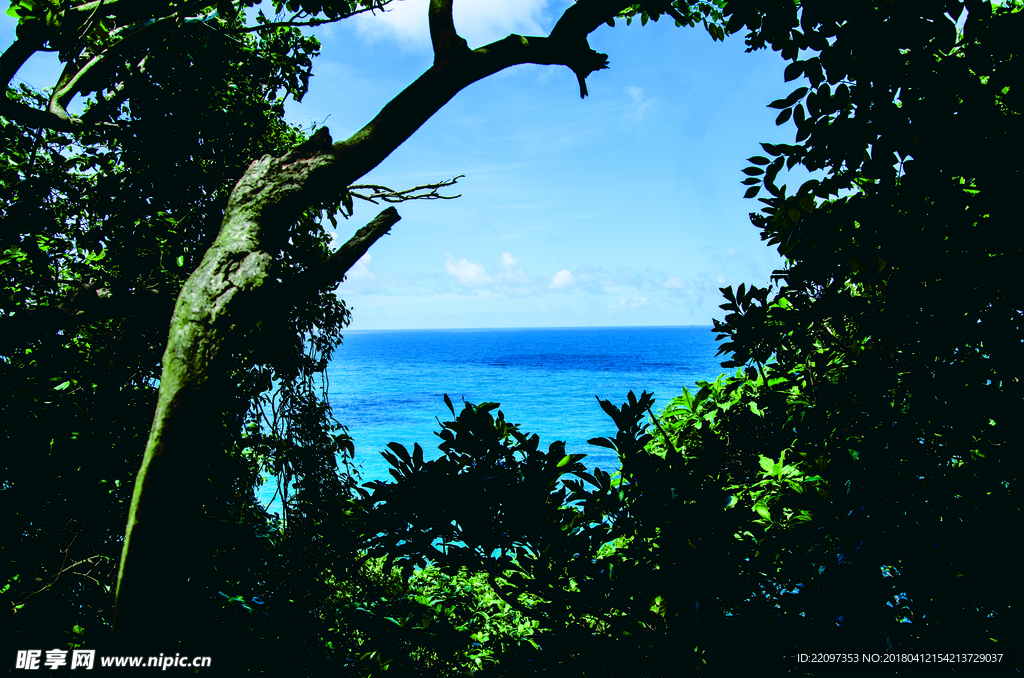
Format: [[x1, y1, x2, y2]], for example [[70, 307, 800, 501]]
[[1, 0, 732, 659], [359, 0, 1023, 674], [708, 0, 1022, 662], [0, 0, 458, 663], [0, 3, 371, 660]]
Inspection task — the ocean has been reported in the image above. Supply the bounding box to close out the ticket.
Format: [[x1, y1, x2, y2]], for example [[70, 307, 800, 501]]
[[323, 326, 727, 485]]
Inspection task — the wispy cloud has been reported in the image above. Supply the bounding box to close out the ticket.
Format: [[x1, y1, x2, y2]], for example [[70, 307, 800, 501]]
[[606, 296, 651, 310], [625, 85, 656, 127], [499, 252, 529, 283], [663, 275, 685, 289]]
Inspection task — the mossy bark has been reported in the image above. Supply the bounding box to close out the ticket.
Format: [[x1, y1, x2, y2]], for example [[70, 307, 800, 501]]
[[112, 0, 635, 643]]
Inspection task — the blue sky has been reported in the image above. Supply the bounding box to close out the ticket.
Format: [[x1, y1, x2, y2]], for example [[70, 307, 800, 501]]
[[289, 1, 810, 330], [3, 1, 812, 330]]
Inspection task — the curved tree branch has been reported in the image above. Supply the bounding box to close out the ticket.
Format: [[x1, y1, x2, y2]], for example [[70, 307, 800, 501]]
[[1, 0, 218, 131], [328, 0, 627, 183], [429, 0, 469, 64], [307, 206, 400, 288], [0, 32, 44, 88], [79, 54, 148, 123]]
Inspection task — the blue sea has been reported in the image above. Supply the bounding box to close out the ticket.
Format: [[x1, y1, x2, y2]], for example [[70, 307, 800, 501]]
[[323, 326, 727, 486]]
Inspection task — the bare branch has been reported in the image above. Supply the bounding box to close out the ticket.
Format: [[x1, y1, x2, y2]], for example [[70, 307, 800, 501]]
[[326, 10, 623, 182], [429, 0, 469, 64], [307, 207, 401, 288], [349, 174, 463, 205]]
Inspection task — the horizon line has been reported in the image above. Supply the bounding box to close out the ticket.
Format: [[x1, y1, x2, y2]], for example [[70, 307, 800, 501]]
[[342, 324, 716, 332]]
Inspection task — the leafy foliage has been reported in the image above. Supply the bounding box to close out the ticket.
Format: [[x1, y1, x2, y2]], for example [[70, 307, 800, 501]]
[[359, 389, 822, 674], [4, 0, 1021, 673], [0, 8, 360, 669], [710, 0, 1022, 660], [355, 1, 1023, 673]]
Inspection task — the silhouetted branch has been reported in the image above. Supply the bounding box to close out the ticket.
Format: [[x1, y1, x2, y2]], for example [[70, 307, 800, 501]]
[[349, 175, 463, 205], [308, 207, 401, 287], [428, 0, 469, 64]]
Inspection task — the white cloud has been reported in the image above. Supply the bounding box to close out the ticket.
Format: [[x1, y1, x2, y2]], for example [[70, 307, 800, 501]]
[[609, 296, 651, 310], [663, 275, 685, 289], [499, 251, 530, 284], [625, 85, 656, 125], [444, 251, 493, 287], [550, 269, 575, 289], [346, 253, 375, 283], [351, 0, 554, 51]]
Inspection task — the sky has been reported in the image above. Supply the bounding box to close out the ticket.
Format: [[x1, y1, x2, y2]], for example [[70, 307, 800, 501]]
[[2, 1, 815, 330]]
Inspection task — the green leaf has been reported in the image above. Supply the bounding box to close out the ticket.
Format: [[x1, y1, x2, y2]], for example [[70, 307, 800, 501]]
[[758, 455, 774, 474], [769, 87, 808, 110], [587, 436, 616, 450], [784, 61, 804, 82], [753, 500, 771, 521], [680, 386, 694, 411]]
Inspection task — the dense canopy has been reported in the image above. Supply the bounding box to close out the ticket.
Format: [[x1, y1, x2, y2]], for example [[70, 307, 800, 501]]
[[1, 0, 1019, 674]]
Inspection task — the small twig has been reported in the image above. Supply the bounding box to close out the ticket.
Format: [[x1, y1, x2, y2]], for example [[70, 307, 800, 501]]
[[348, 175, 463, 205]]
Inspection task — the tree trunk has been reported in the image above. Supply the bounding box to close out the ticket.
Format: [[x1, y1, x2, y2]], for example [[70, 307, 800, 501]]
[[112, 0, 635, 644]]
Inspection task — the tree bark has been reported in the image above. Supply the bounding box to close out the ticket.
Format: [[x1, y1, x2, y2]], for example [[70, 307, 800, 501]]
[[113, 0, 636, 643]]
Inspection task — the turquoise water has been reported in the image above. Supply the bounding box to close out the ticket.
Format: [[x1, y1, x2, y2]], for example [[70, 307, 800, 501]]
[[324, 326, 726, 485]]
